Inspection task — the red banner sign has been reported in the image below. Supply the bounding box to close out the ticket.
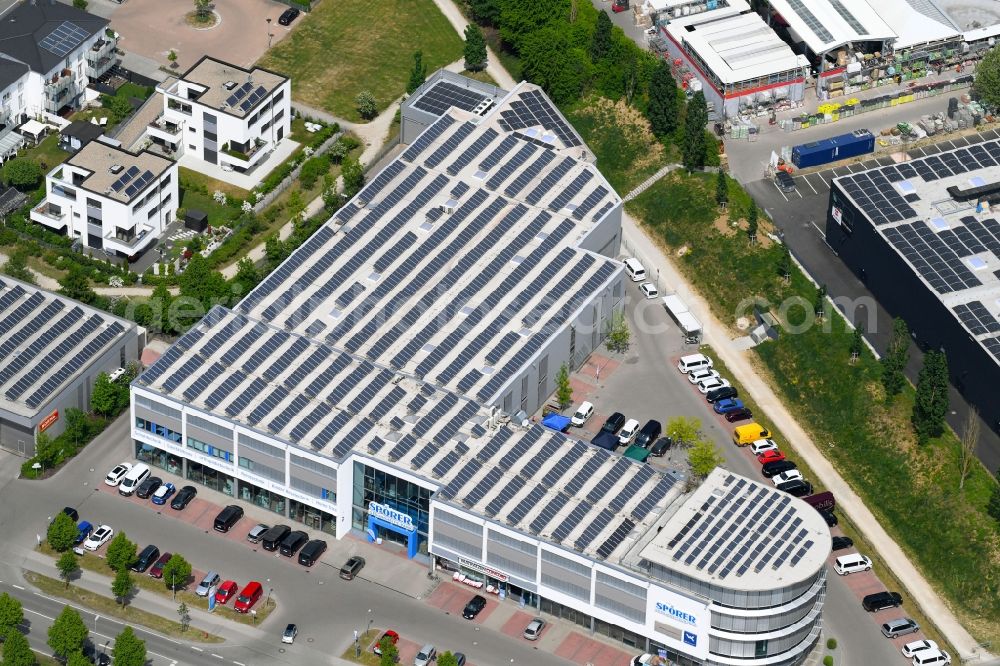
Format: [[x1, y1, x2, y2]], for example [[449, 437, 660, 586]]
[[39, 410, 59, 433]]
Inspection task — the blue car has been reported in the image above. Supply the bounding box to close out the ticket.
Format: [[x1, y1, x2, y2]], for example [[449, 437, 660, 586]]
[[151, 482, 176, 505], [713, 398, 745, 414], [74, 520, 93, 545]]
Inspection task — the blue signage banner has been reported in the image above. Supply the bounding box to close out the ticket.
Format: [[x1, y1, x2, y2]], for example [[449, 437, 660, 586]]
[[367, 502, 418, 558]]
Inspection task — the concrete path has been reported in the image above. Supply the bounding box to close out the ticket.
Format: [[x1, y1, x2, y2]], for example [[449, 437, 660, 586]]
[[618, 210, 992, 662], [425, 0, 517, 89], [622, 164, 681, 202]]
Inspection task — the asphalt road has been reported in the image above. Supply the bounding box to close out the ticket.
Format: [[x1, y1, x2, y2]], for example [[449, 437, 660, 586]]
[[743, 128, 1000, 473]]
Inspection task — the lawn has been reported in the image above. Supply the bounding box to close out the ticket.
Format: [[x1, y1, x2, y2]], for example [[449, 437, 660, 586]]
[[628, 172, 1000, 646], [178, 166, 249, 202], [339, 629, 382, 665], [15, 133, 68, 173], [257, 0, 464, 120]]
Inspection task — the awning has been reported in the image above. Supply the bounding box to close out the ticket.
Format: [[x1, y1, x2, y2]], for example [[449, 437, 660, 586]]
[[0, 131, 24, 158], [541, 414, 571, 433], [18, 120, 48, 140]]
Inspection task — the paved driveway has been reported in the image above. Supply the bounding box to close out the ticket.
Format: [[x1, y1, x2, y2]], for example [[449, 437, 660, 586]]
[[107, 0, 295, 71]]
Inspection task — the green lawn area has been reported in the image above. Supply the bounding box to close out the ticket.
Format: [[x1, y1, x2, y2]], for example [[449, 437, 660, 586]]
[[179, 167, 250, 202], [16, 133, 68, 173], [257, 0, 463, 120], [339, 629, 382, 665], [628, 172, 1000, 646]]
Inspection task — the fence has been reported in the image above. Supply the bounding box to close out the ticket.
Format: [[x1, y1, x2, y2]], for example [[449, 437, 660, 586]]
[[252, 131, 343, 213], [364, 134, 402, 173]]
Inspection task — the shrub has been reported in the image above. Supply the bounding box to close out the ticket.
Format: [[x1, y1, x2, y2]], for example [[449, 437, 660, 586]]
[[823, 656, 834, 666], [826, 638, 837, 650], [299, 155, 330, 190], [4, 159, 42, 189]]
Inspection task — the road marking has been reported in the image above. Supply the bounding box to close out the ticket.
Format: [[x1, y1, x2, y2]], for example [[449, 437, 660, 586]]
[[24, 608, 55, 621], [191, 646, 204, 652], [12, 584, 24, 590], [771, 180, 789, 202], [810, 221, 826, 236], [233, 662, 246, 666], [801, 175, 818, 195], [211, 654, 224, 660]]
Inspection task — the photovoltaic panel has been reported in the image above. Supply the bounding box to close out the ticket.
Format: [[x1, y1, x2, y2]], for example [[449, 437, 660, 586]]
[[412, 81, 489, 116], [331, 419, 375, 458], [25, 323, 125, 409], [506, 485, 547, 525], [386, 433, 419, 461], [519, 437, 562, 478], [551, 502, 591, 542], [596, 519, 636, 559], [497, 90, 581, 148], [447, 127, 499, 175], [268, 394, 311, 433], [0, 306, 81, 389], [181, 362, 226, 402], [485, 142, 538, 190], [575, 508, 615, 551], [564, 453, 607, 496], [287, 346, 337, 392], [312, 411, 353, 450], [410, 441, 440, 469], [262, 338, 311, 381], [632, 476, 676, 521], [504, 150, 555, 198], [247, 385, 290, 425], [424, 122, 475, 169], [462, 467, 503, 507], [431, 450, 462, 478], [549, 170, 594, 211], [524, 157, 575, 206], [39, 21, 91, 58], [478, 135, 520, 173], [5, 314, 101, 400], [439, 457, 482, 499], [433, 401, 480, 445], [204, 372, 247, 410], [484, 474, 526, 517], [401, 115, 456, 163]]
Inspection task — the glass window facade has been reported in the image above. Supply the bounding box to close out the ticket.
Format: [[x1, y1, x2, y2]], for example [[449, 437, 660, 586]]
[[352, 462, 430, 555], [238, 479, 285, 515], [188, 436, 233, 463], [135, 441, 182, 476], [289, 499, 335, 535], [187, 460, 234, 496], [135, 417, 182, 444]]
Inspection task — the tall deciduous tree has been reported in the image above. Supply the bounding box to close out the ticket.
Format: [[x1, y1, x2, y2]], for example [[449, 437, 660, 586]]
[[47, 605, 87, 660], [590, 10, 612, 62], [105, 532, 136, 572], [111, 626, 146, 666], [90, 372, 119, 419], [1, 628, 33, 666], [647, 61, 679, 139], [688, 439, 724, 478], [464, 24, 488, 72], [264, 235, 287, 269], [341, 157, 365, 199], [355, 91, 378, 120], [746, 201, 758, 243], [179, 254, 229, 306], [912, 349, 949, 444], [47, 512, 78, 552], [378, 635, 398, 666], [58, 265, 98, 305], [468, 0, 500, 24], [232, 258, 260, 295], [65, 651, 91, 666], [665, 416, 701, 445], [112, 568, 135, 608], [605, 311, 630, 353], [3, 159, 42, 190], [2, 248, 34, 284], [0, 593, 24, 640], [958, 406, 980, 491], [161, 554, 192, 591], [974, 46, 1000, 108], [150, 282, 175, 335], [682, 91, 708, 171], [880, 317, 910, 398], [57, 551, 80, 588], [407, 51, 427, 94], [555, 363, 573, 409], [715, 169, 728, 206]]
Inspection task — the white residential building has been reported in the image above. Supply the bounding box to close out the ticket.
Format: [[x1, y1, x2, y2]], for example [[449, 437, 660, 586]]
[[151, 56, 291, 175], [30, 139, 177, 260]]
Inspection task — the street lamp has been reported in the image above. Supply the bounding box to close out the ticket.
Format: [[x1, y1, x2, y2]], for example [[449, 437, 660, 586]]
[[266, 18, 273, 49], [171, 572, 176, 601], [94, 614, 99, 633], [366, 608, 373, 635], [265, 587, 273, 609]]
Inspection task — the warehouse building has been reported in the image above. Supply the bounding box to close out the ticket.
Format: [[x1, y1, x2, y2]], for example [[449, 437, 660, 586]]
[[0, 277, 140, 456], [132, 80, 829, 665], [825, 137, 1000, 431], [401, 69, 507, 144]]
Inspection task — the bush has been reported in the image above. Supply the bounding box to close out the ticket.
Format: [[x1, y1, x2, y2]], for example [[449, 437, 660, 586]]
[[826, 638, 837, 650], [299, 155, 330, 190], [823, 656, 834, 666], [3, 159, 42, 189]]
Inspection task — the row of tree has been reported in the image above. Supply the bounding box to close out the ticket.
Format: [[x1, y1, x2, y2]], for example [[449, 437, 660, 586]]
[[0, 592, 146, 666]]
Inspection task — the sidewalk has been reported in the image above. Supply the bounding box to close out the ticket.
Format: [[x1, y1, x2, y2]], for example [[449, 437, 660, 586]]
[[425, 0, 516, 89], [619, 211, 992, 662]]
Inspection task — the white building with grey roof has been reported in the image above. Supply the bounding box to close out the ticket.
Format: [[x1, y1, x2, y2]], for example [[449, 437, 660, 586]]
[[130, 79, 828, 666]]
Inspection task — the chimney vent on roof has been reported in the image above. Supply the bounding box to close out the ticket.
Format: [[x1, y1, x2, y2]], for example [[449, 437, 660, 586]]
[[109, 164, 123, 174], [223, 81, 237, 90]]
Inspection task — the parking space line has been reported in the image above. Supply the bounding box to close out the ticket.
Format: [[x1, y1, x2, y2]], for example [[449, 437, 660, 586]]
[[771, 180, 789, 202], [801, 175, 818, 195]]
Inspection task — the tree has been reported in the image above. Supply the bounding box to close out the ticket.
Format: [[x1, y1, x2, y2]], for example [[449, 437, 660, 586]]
[[973, 45, 1000, 109], [48, 605, 87, 660], [590, 10, 612, 62], [111, 568, 134, 608], [355, 90, 378, 120], [90, 372, 119, 419], [1, 629, 33, 666], [2, 248, 34, 284], [468, 0, 500, 24], [880, 317, 910, 398], [958, 406, 980, 491], [666, 416, 702, 446], [688, 439, 725, 478], [813, 284, 826, 319], [849, 324, 864, 363], [4, 159, 42, 190], [111, 626, 145, 666], [715, 169, 728, 206], [161, 554, 192, 592], [407, 51, 427, 94], [66, 651, 92, 666], [683, 91, 708, 171], [987, 468, 1000, 525], [72, 0, 87, 9], [167, 50, 178, 68], [57, 551, 81, 588], [463, 24, 488, 72], [322, 173, 340, 214], [912, 349, 949, 444], [605, 310, 630, 353], [150, 282, 175, 334], [746, 201, 758, 243], [105, 532, 136, 572], [647, 61, 680, 139], [47, 511, 78, 552], [0, 593, 24, 640], [438, 652, 459, 666], [58, 265, 98, 305], [194, 0, 211, 20], [232, 258, 260, 295], [555, 363, 572, 409], [378, 635, 398, 666], [519, 27, 588, 105], [264, 234, 287, 269], [341, 156, 365, 199], [179, 253, 229, 306], [777, 244, 792, 282], [286, 189, 306, 224], [177, 602, 190, 632], [298, 156, 329, 190], [102, 95, 133, 124]]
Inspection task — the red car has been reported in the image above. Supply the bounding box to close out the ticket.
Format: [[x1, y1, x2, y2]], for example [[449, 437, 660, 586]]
[[757, 449, 786, 464], [148, 552, 172, 579], [215, 580, 238, 605], [234, 581, 263, 613], [373, 630, 399, 655]]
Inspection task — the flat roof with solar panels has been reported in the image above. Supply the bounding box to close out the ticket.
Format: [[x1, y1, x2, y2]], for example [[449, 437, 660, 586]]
[[171, 56, 286, 118], [403, 69, 507, 122], [66, 140, 173, 204], [831, 139, 1000, 364], [0, 276, 134, 419]]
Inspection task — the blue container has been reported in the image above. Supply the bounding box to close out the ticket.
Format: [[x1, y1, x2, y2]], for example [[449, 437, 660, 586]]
[[791, 129, 875, 168]]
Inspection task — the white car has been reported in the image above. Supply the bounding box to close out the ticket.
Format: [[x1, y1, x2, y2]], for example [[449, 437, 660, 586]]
[[697, 377, 730, 394], [414, 645, 437, 666], [639, 282, 658, 299], [912, 649, 951, 666], [902, 640, 939, 659], [104, 463, 132, 487], [618, 419, 641, 446], [687, 368, 720, 385], [84, 525, 114, 551], [570, 401, 594, 427], [771, 470, 803, 486], [749, 439, 779, 455]]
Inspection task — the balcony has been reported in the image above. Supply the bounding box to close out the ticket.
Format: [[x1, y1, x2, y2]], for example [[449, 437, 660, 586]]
[[104, 223, 155, 253], [85, 34, 119, 79], [147, 114, 183, 140], [44, 70, 79, 113], [218, 139, 269, 168], [30, 202, 67, 229]]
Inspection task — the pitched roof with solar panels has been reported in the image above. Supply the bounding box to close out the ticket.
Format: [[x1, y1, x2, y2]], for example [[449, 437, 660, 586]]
[[636, 468, 829, 591], [0, 276, 134, 419], [0, 2, 107, 76], [831, 137, 1000, 365], [171, 56, 286, 118], [66, 140, 173, 204]]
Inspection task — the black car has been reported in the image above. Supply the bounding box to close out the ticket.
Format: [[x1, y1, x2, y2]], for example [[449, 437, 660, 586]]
[[170, 485, 197, 510], [761, 460, 797, 478], [339, 555, 365, 579], [831, 536, 854, 551], [62, 507, 79, 522], [649, 437, 672, 457], [775, 171, 796, 193], [776, 479, 813, 497], [724, 407, 753, 423], [298, 539, 328, 567], [279, 530, 309, 557], [135, 476, 162, 499], [706, 386, 738, 403], [462, 594, 487, 620], [601, 412, 627, 434], [82, 644, 111, 666], [634, 420, 662, 449], [277, 7, 299, 25], [261, 524, 292, 551], [130, 544, 160, 573], [819, 509, 837, 527], [862, 591, 903, 612], [213, 505, 244, 533]]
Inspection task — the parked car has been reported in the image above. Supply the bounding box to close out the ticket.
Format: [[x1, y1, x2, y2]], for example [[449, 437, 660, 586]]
[[278, 530, 309, 557], [776, 479, 813, 497], [298, 539, 328, 567], [902, 640, 939, 659], [247, 523, 269, 544], [570, 401, 594, 426], [150, 482, 175, 505], [282, 623, 298, 644], [84, 525, 113, 551], [639, 282, 658, 299], [148, 552, 172, 579], [713, 398, 744, 414], [74, 521, 93, 545], [215, 580, 238, 605], [688, 368, 720, 385], [339, 555, 365, 579], [862, 591, 903, 612], [833, 553, 872, 575], [775, 171, 796, 193], [134, 476, 162, 499], [213, 505, 244, 533], [649, 437, 672, 457], [819, 509, 838, 527], [277, 7, 299, 25], [634, 420, 662, 449], [757, 449, 786, 465], [698, 377, 731, 394], [881, 618, 920, 639], [170, 486, 197, 510], [761, 460, 797, 478], [130, 544, 160, 573], [373, 630, 399, 655], [618, 419, 641, 446], [831, 536, 854, 551], [911, 650, 951, 666], [196, 571, 221, 597], [771, 470, 803, 486], [234, 581, 263, 613], [261, 525, 292, 551], [414, 645, 437, 666], [600, 412, 627, 434], [453, 653, 467, 666], [523, 617, 545, 640], [705, 386, 738, 403], [82, 644, 110, 666], [677, 353, 712, 374], [463, 594, 487, 620], [749, 439, 779, 455], [725, 407, 753, 422], [62, 507, 79, 522], [104, 463, 132, 487]]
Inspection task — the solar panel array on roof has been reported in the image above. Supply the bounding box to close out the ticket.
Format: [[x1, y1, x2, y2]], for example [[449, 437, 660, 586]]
[[883, 222, 982, 293], [413, 81, 490, 117], [39, 21, 91, 58], [497, 90, 581, 147]]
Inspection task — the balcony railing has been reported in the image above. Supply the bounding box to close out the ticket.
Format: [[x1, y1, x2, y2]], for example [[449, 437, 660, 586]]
[[105, 224, 153, 250], [148, 114, 182, 136], [32, 204, 65, 223], [221, 139, 267, 164]]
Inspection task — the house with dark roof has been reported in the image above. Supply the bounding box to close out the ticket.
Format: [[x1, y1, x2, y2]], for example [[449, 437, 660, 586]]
[[0, 1, 119, 118]]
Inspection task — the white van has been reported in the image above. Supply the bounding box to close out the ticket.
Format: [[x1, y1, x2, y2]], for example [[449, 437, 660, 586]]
[[834, 553, 872, 576], [618, 419, 640, 446], [912, 650, 951, 666], [677, 353, 713, 374], [570, 401, 594, 427], [623, 258, 646, 282], [118, 463, 150, 496]]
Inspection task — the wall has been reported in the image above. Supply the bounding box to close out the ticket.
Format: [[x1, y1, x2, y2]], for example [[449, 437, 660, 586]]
[[0, 417, 35, 456], [578, 203, 623, 258]]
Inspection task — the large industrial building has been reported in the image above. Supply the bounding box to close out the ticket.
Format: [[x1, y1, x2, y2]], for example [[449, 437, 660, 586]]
[[132, 80, 830, 665], [0, 277, 140, 456], [825, 137, 1000, 431]]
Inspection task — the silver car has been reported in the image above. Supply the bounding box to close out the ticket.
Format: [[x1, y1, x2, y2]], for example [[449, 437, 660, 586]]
[[414, 645, 436, 666], [195, 571, 221, 597], [246, 523, 269, 544], [523, 617, 545, 640]]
